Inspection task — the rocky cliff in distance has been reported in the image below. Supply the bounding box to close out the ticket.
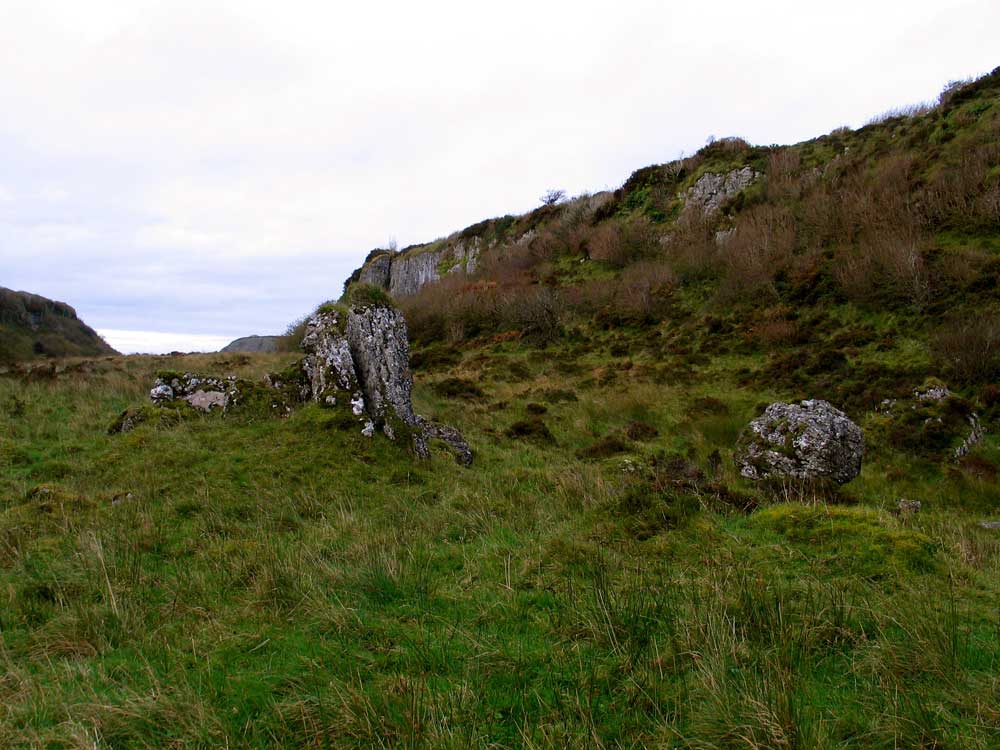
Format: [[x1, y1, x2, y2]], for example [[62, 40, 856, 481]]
[[343, 160, 766, 301], [220, 335, 283, 354], [344, 193, 614, 299], [0, 287, 118, 363]]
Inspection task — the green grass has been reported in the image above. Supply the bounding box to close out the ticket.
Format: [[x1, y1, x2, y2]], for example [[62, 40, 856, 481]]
[[0, 340, 997, 749]]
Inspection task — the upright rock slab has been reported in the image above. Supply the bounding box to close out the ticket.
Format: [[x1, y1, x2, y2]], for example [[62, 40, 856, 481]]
[[735, 399, 864, 484], [300, 310, 365, 415], [344, 297, 473, 465], [346, 304, 419, 430]]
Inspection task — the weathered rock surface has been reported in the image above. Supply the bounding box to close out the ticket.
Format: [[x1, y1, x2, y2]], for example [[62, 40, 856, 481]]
[[359, 252, 392, 289], [220, 335, 282, 354], [352, 238, 484, 298], [344, 302, 473, 465], [129, 295, 473, 466], [389, 251, 444, 297], [346, 305, 418, 428], [300, 311, 363, 411], [150, 373, 235, 412], [735, 399, 864, 484], [685, 167, 759, 216]]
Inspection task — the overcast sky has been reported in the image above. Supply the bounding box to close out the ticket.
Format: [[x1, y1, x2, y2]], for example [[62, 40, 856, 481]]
[[1, 0, 997, 353]]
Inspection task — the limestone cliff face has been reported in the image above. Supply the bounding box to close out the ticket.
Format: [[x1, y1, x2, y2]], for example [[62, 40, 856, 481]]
[[389, 250, 445, 297], [358, 238, 484, 298]]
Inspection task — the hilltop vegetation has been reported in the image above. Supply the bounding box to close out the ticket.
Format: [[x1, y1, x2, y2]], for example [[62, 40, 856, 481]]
[[0, 287, 117, 363], [0, 70, 999, 748]]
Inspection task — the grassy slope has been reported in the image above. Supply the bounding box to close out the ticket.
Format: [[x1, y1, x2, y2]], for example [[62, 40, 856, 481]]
[[0, 288, 118, 363], [0, 344, 997, 749]]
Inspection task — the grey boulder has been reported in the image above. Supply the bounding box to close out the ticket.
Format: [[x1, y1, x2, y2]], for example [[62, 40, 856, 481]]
[[735, 399, 864, 484]]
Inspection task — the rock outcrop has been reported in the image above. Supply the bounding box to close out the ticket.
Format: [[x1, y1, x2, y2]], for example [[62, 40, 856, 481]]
[[150, 373, 235, 412], [341, 302, 473, 464], [123, 291, 473, 466], [361, 240, 484, 298], [735, 399, 864, 484], [685, 167, 759, 217], [874, 381, 985, 462], [346, 304, 419, 431], [220, 335, 282, 354]]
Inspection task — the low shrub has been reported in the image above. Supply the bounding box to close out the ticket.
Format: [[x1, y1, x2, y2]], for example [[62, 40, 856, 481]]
[[430, 377, 486, 400], [576, 436, 629, 460], [505, 417, 555, 444], [623, 421, 659, 441], [932, 313, 1000, 384]]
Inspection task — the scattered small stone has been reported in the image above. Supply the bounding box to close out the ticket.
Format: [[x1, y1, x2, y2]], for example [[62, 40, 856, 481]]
[[150, 383, 174, 402], [979, 521, 1000, 530], [897, 498, 921, 515], [914, 384, 951, 401]]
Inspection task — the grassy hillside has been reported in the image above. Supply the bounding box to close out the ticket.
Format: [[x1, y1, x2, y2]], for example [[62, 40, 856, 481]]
[[0, 345, 997, 748], [0, 288, 118, 362], [1, 70, 999, 748]]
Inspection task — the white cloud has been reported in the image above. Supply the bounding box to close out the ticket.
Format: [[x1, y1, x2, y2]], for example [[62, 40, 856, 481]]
[[99, 329, 235, 355], [2, 0, 998, 347]]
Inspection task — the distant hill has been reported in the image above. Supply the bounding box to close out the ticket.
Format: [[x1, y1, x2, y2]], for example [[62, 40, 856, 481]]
[[220, 335, 283, 353], [0, 287, 118, 362]]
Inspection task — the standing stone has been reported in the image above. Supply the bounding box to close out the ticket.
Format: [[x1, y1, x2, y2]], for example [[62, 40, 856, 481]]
[[346, 304, 419, 430], [300, 311, 365, 412], [735, 399, 864, 484], [344, 295, 473, 465]]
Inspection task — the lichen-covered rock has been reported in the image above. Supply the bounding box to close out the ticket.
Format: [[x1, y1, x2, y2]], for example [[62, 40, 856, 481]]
[[150, 372, 234, 411], [346, 304, 419, 428], [736, 399, 864, 484], [300, 310, 364, 411], [186, 390, 227, 412], [150, 383, 174, 402], [420, 419, 474, 467], [954, 413, 985, 460], [685, 166, 759, 216], [344, 297, 472, 465]]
